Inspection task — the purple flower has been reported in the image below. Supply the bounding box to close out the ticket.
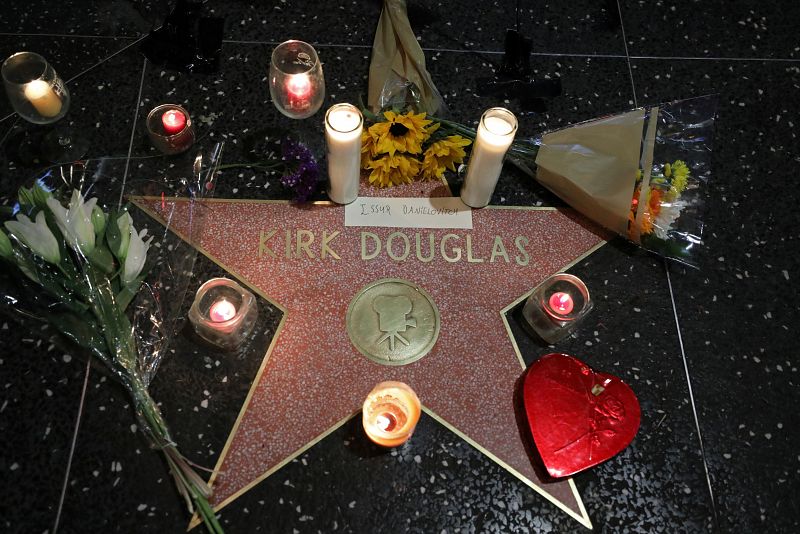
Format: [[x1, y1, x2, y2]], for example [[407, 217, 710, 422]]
[[280, 139, 320, 202]]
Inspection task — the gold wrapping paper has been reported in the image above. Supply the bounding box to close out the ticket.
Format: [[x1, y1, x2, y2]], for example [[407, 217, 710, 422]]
[[534, 109, 646, 236], [368, 0, 444, 114]]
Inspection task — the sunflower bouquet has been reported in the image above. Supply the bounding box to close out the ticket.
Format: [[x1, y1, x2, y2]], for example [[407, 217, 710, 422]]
[[360, 109, 472, 187]]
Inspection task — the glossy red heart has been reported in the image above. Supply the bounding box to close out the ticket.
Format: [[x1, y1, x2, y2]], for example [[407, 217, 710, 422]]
[[523, 353, 641, 478]]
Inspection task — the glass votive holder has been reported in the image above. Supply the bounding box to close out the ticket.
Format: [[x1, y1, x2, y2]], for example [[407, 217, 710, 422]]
[[325, 103, 363, 204], [362, 381, 421, 448], [269, 40, 325, 120], [2, 51, 69, 124], [188, 277, 258, 350], [146, 104, 195, 155], [460, 107, 518, 208], [521, 273, 592, 344]]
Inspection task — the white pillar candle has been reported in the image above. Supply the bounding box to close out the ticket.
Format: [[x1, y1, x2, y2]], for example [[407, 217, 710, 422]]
[[460, 107, 518, 208], [23, 79, 62, 118], [325, 103, 363, 204]]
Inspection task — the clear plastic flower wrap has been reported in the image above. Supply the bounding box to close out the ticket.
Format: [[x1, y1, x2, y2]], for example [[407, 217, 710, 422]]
[[0, 145, 226, 533], [528, 96, 717, 268], [432, 95, 717, 268]]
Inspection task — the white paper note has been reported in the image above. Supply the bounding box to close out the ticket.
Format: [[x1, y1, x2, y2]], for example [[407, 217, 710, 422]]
[[344, 197, 473, 229]]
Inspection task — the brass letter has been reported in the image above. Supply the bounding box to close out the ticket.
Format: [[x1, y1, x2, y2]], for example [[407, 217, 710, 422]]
[[285, 228, 292, 259], [258, 229, 277, 258], [415, 233, 435, 263], [361, 232, 381, 260], [465, 234, 485, 263], [514, 236, 530, 266], [321, 231, 341, 260], [440, 234, 462, 263], [296, 230, 315, 259], [386, 232, 411, 261], [490, 236, 510, 263]]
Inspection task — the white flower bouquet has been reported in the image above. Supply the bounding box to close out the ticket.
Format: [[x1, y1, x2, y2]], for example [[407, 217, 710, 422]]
[[0, 180, 224, 533]]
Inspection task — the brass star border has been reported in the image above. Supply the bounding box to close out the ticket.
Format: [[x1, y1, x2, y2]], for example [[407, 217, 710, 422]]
[[132, 186, 606, 531]]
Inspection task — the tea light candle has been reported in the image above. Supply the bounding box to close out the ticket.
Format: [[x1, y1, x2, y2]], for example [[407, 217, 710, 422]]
[[209, 299, 236, 323], [146, 104, 195, 155], [161, 109, 187, 135], [461, 107, 518, 208], [522, 273, 592, 344], [24, 79, 62, 118], [325, 103, 363, 204], [362, 381, 421, 447], [286, 73, 312, 109], [188, 278, 258, 350], [548, 292, 574, 315]]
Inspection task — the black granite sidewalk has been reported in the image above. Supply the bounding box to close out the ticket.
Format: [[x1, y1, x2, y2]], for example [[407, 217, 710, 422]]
[[1, 1, 799, 533]]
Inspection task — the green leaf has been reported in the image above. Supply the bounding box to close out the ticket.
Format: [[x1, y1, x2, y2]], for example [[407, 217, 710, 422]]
[[48, 311, 106, 356], [116, 276, 144, 312], [87, 244, 115, 274]]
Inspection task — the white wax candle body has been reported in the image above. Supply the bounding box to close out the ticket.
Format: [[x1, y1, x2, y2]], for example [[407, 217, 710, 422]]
[[23, 79, 62, 118], [325, 104, 363, 204], [461, 112, 517, 208]]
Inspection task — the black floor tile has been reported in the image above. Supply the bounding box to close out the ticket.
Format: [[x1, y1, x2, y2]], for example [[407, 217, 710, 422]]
[[520, 0, 626, 55], [631, 57, 800, 532], [205, 0, 514, 51], [621, 0, 800, 59], [0, 0, 157, 37], [0, 320, 87, 534]]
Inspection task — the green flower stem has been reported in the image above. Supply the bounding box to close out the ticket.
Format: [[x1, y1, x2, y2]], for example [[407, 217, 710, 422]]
[[217, 162, 284, 172], [432, 116, 540, 160], [82, 265, 224, 534]]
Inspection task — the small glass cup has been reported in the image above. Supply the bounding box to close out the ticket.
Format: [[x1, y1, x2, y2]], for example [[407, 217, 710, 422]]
[[2, 51, 70, 124], [362, 381, 421, 447], [522, 273, 592, 344], [188, 278, 258, 350], [269, 40, 325, 120], [146, 104, 196, 155]]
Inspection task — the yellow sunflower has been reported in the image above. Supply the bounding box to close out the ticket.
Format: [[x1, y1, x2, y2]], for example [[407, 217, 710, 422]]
[[371, 111, 432, 156], [420, 135, 471, 181], [367, 154, 421, 188], [361, 131, 377, 169]]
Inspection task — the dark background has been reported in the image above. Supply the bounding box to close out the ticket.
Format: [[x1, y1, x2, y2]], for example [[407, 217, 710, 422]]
[[1, 1, 798, 533]]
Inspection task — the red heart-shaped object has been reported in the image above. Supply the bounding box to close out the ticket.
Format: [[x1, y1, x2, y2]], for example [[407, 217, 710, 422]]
[[523, 353, 641, 478]]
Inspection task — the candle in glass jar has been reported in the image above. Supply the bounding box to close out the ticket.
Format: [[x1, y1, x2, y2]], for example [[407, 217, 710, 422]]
[[209, 299, 236, 323], [324, 103, 363, 204], [362, 381, 421, 447], [286, 73, 312, 109], [460, 108, 518, 208], [162, 109, 187, 135], [548, 292, 574, 315], [24, 79, 62, 118]]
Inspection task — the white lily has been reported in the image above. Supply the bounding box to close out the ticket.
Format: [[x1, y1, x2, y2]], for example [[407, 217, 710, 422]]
[[4, 211, 61, 264], [46, 189, 97, 255], [122, 224, 153, 285], [115, 212, 133, 259]]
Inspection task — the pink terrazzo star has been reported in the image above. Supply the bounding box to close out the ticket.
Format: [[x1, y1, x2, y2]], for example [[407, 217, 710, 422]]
[[135, 180, 607, 529]]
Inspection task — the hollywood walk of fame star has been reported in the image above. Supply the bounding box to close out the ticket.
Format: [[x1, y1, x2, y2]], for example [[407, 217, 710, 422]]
[[133, 181, 607, 530]]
